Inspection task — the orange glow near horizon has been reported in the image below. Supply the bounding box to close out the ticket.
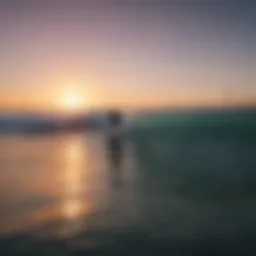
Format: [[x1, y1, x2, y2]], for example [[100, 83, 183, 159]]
[[0, 88, 255, 113]]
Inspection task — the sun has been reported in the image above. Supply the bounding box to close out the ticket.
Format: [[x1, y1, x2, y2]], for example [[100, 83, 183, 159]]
[[60, 92, 84, 110]]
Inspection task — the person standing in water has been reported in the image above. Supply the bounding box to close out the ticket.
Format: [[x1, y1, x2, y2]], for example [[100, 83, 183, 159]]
[[106, 110, 124, 169]]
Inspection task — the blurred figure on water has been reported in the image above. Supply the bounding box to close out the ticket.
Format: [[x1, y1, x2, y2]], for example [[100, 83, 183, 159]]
[[105, 110, 125, 189], [106, 110, 124, 169]]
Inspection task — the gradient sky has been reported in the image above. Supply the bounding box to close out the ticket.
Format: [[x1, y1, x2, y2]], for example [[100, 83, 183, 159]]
[[0, 0, 255, 111]]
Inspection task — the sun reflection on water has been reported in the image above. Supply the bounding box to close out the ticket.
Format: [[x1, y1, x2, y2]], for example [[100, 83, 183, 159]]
[[0, 135, 97, 237], [63, 138, 84, 195], [61, 136, 91, 220]]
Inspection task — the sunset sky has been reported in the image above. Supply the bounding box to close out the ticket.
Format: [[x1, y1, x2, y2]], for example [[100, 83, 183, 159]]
[[0, 0, 255, 112]]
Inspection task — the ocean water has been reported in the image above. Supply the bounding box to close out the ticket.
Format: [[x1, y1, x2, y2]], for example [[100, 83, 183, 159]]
[[0, 108, 256, 255]]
